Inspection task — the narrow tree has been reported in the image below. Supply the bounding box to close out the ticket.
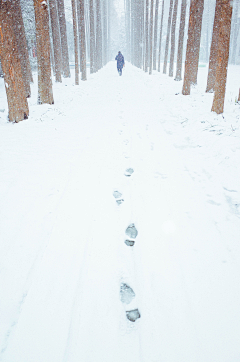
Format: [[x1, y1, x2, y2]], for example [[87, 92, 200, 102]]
[[149, 0, 154, 74], [57, 0, 71, 77], [175, 0, 187, 81], [182, 0, 204, 95], [157, 0, 165, 72], [238, 88, 240, 102], [49, 0, 62, 82], [0, 0, 29, 122], [169, 0, 179, 77], [206, 0, 221, 93], [34, 0, 54, 104], [102, 0, 108, 66], [89, 0, 95, 73], [77, 0, 87, 80], [153, 0, 159, 70], [144, 0, 149, 71], [11, 0, 32, 97], [230, 0, 240, 64], [212, 0, 233, 114], [96, 0, 103, 71], [163, 0, 174, 74], [71, 0, 79, 84]]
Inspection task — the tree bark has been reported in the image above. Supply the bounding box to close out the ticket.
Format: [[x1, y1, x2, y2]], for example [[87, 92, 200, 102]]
[[0, 1, 29, 122], [238, 88, 240, 102], [175, 0, 187, 81], [230, 0, 239, 64], [11, 0, 32, 97], [102, 0, 108, 66], [169, 0, 179, 77], [57, 0, 70, 78], [206, 0, 221, 93], [144, 0, 149, 72], [182, 0, 204, 95], [212, 0, 233, 114], [152, 0, 159, 70], [157, 0, 165, 72], [34, 0, 54, 104], [96, 0, 103, 71], [163, 0, 174, 74], [77, 0, 87, 80], [149, 0, 154, 74], [71, 0, 79, 84], [89, 0, 95, 73], [49, 0, 62, 82]]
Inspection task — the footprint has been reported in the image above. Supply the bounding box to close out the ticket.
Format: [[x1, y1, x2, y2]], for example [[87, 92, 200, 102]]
[[125, 223, 138, 238], [124, 168, 134, 177], [113, 190, 124, 205], [125, 240, 135, 247], [120, 283, 135, 304], [126, 309, 141, 322]]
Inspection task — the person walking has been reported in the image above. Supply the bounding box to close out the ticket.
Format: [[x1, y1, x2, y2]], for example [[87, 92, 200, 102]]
[[115, 51, 125, 76]]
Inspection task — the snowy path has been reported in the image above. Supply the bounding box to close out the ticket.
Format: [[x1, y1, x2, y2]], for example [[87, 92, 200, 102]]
[[0, 62, 240, 362]]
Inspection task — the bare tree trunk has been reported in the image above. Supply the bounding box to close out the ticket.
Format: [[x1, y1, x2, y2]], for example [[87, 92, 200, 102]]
[[152, 0, 159, 70], [71, 0, 79, 84], [212, 0, 233, 114], [149, 0, 154, 74], [49, 0, 62, 82], [89, 0, 96, 73], [96, 0, 103, 71], [238, 88, 240, 102], [57, 0, 71, 77], [230, 0, 240, 64], [182, 0, 204, 95], [206, 0, 221, 93], [102, 0, 108, 66], [11, 0, 32, 97], [144, 0, 149, 72], [163, 0, 174, 74], [157, 0, 165, 72], [108, 0, 111, 62], [78, 0, 87, 80], [175, 0, 187, 81], [0, 1, 29, 122], [169, 0, 179, 77], [34, 0, 54, 104]]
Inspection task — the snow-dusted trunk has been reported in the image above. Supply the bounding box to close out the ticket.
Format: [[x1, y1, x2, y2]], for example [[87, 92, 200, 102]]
[[34, 0, 54, 105], [149, 0, 154, 74], [175, 0, 187, 81], [169, 0, 178, 77], [71, 0, 79, 84], [212, 0, 233, 114], [206, 0, 221, 93], [89, 0, 96, 73], [96, 0, 103, 71], [230, 0, 239, 64], [152, 0, 159, 70], [238, 88, 240, 102], [157, 0, 165, 72], [102, 0, 108, 66], [126, 0, 131, 61], [0, 1, 29, 122], [144, 0, 149, 71], [11, 0, 32, 97], [77, 0, 87, 80], [49, 0, 62, 83], [163, 0, 174, 74], [57, 0, 70, 78], [182, 0, 204, 95]]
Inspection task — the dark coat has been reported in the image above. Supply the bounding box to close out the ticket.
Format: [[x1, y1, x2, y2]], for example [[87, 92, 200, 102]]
[[115, 53, 125, 69]]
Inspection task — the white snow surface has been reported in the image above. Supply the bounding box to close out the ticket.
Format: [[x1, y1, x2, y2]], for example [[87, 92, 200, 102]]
[[0, 62, 240, 362]]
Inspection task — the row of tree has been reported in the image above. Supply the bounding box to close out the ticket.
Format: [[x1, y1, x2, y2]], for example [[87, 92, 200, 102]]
[[0, 0, 111, 122], [126, 0, 239, 114]]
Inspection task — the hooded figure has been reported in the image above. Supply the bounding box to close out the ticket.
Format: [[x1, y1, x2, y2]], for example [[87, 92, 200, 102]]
[[115, 51, 125, 76]]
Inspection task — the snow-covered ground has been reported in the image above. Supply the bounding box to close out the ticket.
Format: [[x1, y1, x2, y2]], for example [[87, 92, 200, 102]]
[[0, 62, 240, 362]]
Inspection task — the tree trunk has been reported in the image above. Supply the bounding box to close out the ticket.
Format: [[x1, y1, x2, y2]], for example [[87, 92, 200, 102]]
[[49, 0, 62, 82], [238, 88, 240, 102], [175, 0, 187, 81], [230, 0, 239, 64], [206, 0, 221, 93], [163, 0, 174, 74], [149, 0, 154, 74], [169, 0, 179, 77], [144, 0, 149, 72], [0, 1, 29, 122], [57, 0, 70, 78], [96, 0, 103, 71], [157, 0, 165, 72], [71, 0, 79, 84], [152, 0, 159, 70], [34, 0, 54, 104], [102, 0, 108, 66], [77, 0, 87, 80], [89, 0, 95, 73], [182, 0, 204, 95], [212, 0, 233, 114], [11, 0, 32, 97]]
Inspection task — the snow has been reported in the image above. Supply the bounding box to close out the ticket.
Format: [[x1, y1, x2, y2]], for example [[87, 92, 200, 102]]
[[0, 62, 240, 362]]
